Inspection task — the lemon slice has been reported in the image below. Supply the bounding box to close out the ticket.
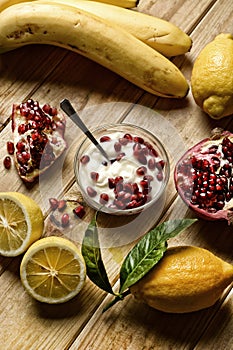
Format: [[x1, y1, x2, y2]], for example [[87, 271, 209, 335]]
[[0, 192, 44, 257], [20, 236, 86, 304]]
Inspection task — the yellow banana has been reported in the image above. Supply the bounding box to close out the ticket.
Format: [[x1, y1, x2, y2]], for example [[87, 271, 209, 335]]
[[0, 2, 189, 98], [0, 0, 192, 56], [0, 0, 28, 11], [0, 0, 137, 11], [82, 0, 138, 7], [42, 0, 192, 57]]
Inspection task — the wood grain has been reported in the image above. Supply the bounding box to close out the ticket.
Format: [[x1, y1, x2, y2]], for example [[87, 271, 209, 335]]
[[0, 0, 232, 349]]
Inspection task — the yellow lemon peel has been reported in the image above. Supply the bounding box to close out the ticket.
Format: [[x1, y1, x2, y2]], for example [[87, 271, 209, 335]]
[[130, 246, 233, 313], [191, 33, 233, 119]]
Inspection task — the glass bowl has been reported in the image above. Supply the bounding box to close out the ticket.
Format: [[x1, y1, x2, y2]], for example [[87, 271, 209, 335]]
[[74, 123, 170, 215]]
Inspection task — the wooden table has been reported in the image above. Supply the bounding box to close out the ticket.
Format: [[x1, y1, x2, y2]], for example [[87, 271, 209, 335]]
[[0, 0, 232, 349]]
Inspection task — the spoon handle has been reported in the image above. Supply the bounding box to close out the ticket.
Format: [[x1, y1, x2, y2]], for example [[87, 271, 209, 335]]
[[60, 99, 110, 161]]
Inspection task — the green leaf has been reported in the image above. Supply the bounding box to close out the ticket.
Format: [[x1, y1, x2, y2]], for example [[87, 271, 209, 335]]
[[119, 218, 197, 293], [81, 213, 114, 295]]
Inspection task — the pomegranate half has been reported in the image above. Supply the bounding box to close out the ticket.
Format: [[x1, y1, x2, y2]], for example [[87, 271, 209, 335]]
[[11, 99, 67, 182], [174, 129, 233, 224]]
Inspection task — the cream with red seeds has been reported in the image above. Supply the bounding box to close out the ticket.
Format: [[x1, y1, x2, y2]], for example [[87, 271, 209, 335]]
[[78, 131, 166, 211]]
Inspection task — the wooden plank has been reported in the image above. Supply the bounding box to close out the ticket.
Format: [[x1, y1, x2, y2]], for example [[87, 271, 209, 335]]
[[0, 0, 232, 349]]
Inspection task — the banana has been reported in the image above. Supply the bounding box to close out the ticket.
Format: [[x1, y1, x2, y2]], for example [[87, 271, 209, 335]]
[[0, 0, 27, 11], [41, 0, 192, 57], [82, 0, 138, 8], [0, 0, 192, 56], [0, 2, 189, 98], [0, 0, 138, 11]]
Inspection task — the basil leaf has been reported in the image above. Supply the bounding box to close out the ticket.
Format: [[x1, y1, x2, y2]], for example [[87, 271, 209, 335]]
[[119, 218, 197, 293], [81, 214, 114, 295]]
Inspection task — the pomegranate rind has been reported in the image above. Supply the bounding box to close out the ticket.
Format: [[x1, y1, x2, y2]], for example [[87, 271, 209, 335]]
[[174, 130, 233, 225], [11, 101, 67, 183]]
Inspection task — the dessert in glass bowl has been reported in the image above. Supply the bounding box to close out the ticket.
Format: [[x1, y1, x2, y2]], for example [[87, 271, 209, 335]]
[[74, 124, 170, 215]]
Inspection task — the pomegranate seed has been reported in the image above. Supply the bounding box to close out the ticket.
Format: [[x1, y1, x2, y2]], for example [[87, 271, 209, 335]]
[[108, 178, 115, 189], [114, 200, 125, 209], [100, 136, 111, 142], [61, 213, 70, 227], [114, 142, 122, 152], [42, 103, 51, 114], [148, 158, 156, 170], [133, 143, 142, 153], [140, 180, 149, 189], [140, 147, 149, 156], [99, 193, 109, 204], [87, 186, 97, 197], [144, 175, 154, 183], [7, 141, 14, 155], [58, 199, 67, 211], [149, 147, 159, 157], [3, 156, 11, 169], [50, 107, 58, 116], [115, 176, 123, 183], [123, 183, 133, 193], [133, 136, 144, 144], [126, 200, 138, 209], [16, 141, 25, 152], [123, 133, 133, 141], [115, 182, 123, 193], [157, 172, 164, 181], [18, 124, 26, 134], [90, 172, 99, 182], [73, 205, 85, 218], [136, 166, 147, 176], [132, 183, 139, 194], [49, 198, 59, 210], [80, 155, 90, 164], [136, 152, 147, 165], [119, 137, 128, 146], [122, 192, 132, 202]]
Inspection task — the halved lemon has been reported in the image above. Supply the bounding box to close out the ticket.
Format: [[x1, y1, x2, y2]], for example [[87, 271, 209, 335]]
[[20, 236, 86, 303], [0, 192, 44, 257]]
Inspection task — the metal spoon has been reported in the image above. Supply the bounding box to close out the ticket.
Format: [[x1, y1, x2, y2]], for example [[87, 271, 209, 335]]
[[60, 98, 110, 162]]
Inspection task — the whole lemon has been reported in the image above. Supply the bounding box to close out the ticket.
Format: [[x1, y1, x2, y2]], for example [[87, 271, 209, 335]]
[[191, 33, 233, 119], [130, 246, 233, 313]]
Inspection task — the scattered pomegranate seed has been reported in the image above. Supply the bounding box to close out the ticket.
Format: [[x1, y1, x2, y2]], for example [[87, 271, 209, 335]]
[[7, 141, 14, 155], [3, 156, 11, 169], [73, 205, 85, 218], [61, 213, 70, 227], [49, 198, 59, 210], [58, 199, 67, 211]]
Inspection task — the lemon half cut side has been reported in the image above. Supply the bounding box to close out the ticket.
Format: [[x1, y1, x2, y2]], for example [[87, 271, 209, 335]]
[[0, 192, 44, 257], [20, 236, 86, 304]]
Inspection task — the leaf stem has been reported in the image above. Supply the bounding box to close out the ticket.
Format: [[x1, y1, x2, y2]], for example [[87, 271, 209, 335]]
[[102, 289, 131, 313]]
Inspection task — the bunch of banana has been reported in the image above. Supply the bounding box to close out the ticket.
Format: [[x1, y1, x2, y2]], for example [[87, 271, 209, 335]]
[[37, 0, 192, 57], [0, 0, 138, 11], [0, 1, 189, 98]]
